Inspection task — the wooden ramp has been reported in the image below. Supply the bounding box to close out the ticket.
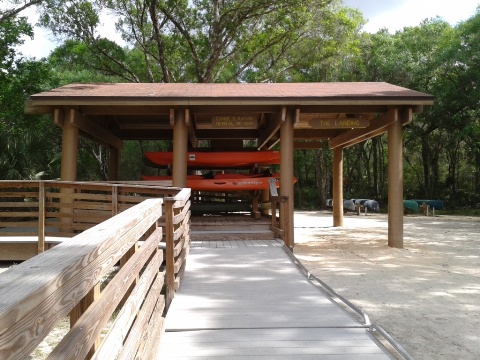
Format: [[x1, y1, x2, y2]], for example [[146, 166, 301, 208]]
[[158, 241, 392, 359], [191, 215, 275, 241]]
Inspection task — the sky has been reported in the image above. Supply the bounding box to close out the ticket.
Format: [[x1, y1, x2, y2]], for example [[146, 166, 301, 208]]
[[16, 0, 480, 59], [343, 0, 479, 33]]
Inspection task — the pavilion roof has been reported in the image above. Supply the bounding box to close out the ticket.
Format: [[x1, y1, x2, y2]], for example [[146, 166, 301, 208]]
[[27, 82, 434, 106]]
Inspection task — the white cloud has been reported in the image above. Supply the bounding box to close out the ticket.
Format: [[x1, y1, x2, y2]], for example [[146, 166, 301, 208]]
[[15, 0, 480, 58], [345, 0, 479, 33], [16, 8, 126, 59]]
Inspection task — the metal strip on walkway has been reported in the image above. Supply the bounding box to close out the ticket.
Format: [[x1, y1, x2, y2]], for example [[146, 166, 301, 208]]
[[158, 241, 393, 359]]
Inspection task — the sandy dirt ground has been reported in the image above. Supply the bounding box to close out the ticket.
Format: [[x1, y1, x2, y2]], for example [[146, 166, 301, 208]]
[[293, 211, 480, 360]]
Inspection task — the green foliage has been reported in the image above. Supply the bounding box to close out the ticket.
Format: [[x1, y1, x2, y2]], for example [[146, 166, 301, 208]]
[[0, 16, 33, 77], [120, 140, 171, 180], [2, 1, 480, 211]]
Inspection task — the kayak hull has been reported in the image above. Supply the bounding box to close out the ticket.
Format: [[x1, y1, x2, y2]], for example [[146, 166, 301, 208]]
[[412, 200, 445, 210], [142, 175, 280, 191]]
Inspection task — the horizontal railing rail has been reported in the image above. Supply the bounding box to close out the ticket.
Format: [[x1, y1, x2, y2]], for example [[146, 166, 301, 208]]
[[0, 180, 185, 260]]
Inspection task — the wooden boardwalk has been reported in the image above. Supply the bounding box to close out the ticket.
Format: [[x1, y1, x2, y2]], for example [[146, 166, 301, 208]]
[[158, 240, 393, 359]]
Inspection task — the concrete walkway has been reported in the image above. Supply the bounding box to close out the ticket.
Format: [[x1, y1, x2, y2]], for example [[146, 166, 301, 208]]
[[158, 240, 393, 359]]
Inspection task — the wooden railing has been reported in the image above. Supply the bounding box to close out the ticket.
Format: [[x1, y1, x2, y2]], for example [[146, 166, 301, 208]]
[[164, 188, 191, 309], [0, 181, 191, 359], [0, 180, 183, 260], [268, 178, 291, 248]]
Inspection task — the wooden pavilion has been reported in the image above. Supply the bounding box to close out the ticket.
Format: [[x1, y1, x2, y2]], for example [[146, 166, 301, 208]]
[[25, 82, 434, 248]]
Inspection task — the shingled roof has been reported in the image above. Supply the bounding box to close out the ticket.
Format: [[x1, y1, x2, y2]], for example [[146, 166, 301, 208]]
[[27, 82, 434, 105]]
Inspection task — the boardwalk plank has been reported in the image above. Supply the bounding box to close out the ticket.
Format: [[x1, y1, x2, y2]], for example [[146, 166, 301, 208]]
[[159, 245, 391, 359]]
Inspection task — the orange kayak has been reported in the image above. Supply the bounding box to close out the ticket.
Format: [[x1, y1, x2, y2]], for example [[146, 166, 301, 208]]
[[144, 151, 280, 168]]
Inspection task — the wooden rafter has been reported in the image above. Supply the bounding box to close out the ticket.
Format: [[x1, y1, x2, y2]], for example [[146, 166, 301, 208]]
[[329, 108, 399, 149], [258, 112, 282, 150], [70, 109, 123, 149], [186, 108, 198, 147]]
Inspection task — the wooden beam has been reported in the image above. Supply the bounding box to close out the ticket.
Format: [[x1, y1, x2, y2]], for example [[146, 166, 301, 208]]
[[294, 141, 322, 149], [294, 129, 341, 140], [401, 107, 413, 125], [266, 137, 280, 150], [24, 101, 54, 115], [294, 108, 300, 124], [195, 129, 260, 140], [309, 118, 370, 129], [188, 105, 280, 114], [298, 105, 389, 114], [80, 105, 171, 116], [258, 112, 282, 150], [118, 129, 173, 140], [70, 109, 123, 149], [115, 118, 170, 130], [329, 108, 398, 149], [54, 108, 64, 127]]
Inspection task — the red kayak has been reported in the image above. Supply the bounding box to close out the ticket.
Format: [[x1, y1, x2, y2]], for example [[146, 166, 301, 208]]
[[141, 173, 296, 191], [144, 151, 280, 168]]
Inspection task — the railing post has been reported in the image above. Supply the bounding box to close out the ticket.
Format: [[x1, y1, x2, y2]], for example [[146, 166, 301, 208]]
[[271, 200, 277, 229], [165, 199, 175, 310], [112, 185, 118, 216], [37, 181, 45, 254], [70, 283, 101, 359], [279, 197, 286, 241]]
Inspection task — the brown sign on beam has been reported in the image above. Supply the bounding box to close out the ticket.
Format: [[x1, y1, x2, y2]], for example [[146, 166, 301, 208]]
[[212, 115, 258, 129], [309, 118, 369, 129]]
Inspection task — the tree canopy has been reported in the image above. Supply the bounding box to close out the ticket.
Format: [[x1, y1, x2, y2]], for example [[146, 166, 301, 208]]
[[1, 1, 480, 211]]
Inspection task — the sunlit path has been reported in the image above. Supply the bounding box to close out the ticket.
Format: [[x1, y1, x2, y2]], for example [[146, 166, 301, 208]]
[[158, 241, 392, 359]]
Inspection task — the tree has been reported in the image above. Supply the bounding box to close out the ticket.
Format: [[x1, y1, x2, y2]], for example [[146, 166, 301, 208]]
[[0, 0, 44, 23], [36, 0, 372, 83]]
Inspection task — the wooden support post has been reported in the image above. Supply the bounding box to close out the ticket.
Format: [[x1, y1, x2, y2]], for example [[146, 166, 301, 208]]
[[108, 146, 120, 181], [388, 108, 404, 248], [172, 108, 188, 187], [333, 147, 344, 227], [60, 110, 79, 181], [280, 108, 295, 249], [37, 181, 45, 254], [59, 109, 79, 234]]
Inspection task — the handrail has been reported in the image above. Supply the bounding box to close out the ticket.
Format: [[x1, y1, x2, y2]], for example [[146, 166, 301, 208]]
[[283, 246, 415, 360], [370, 324, 414, 360], [0, 180, 189, 260], [0, 180, 192, 359], [0, 198, 164, 359]]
